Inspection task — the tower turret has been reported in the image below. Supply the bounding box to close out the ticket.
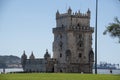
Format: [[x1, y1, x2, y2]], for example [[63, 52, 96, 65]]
[[78, 10, 80, 15], [87, 8, 91, 18], [68, 7, 72, 15], [44, 49, 51, 60], [21, 50, 27, 69], [56, 10, 59, 18], [29, 51, 35, 59]]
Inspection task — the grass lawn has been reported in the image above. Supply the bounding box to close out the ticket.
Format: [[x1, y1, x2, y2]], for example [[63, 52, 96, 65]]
[[0, 73, 120, 80]]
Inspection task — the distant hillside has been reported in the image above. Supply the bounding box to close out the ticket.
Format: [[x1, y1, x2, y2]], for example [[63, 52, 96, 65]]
[[0, 55, 21, 68]]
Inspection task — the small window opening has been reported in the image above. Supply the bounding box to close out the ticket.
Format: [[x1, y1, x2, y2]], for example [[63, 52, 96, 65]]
[[60, 53, 62, 58], [79, 53, 82, 58]]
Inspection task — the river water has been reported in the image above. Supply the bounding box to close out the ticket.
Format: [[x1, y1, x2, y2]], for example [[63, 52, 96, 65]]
[[0, 68, 120, 74]]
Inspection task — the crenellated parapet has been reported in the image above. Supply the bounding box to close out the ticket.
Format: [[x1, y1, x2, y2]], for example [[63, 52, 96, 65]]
[[53, 25, 94, 33], [56, 7, 91, 28], [68, 25, 94, 32], [53, 27, 65, 33], [56, 8, 90, 19]]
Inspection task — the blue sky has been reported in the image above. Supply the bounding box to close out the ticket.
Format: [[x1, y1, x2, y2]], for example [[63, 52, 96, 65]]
[[0, 0, 120, 65]]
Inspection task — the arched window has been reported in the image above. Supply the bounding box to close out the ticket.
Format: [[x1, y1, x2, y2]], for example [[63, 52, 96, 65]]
[[79, 43, 82, 47], [59, 41, 63, 50], [77, 23, 80, 26], [65, 49, 71, 61], [78, 41, 83, 47], [78, 34, 83, 41], [89, 50, 94, 62], [79, 53, 82, 58], [79, 34, 82, 38], [60, 34, 62, 39], [62, 24, 64, 27], [60, 53, 62, 58]]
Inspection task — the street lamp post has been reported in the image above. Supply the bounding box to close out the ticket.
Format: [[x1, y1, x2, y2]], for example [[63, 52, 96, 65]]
[[95, 0, 98, 74]]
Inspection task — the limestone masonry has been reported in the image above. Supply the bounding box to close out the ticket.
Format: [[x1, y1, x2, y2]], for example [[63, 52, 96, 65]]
[[21, 7, 94, 73]]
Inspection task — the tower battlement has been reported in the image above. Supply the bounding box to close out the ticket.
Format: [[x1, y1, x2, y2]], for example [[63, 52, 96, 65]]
[[53, 25, 94, 33], [56, 7, 91, 28], [56, 7, 90, 19]]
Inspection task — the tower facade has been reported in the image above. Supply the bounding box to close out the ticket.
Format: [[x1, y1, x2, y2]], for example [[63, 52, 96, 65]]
[[53, 8, 94, 73]]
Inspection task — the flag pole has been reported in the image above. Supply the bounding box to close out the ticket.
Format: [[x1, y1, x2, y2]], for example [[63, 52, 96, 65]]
[[95, 0, 98, 74]]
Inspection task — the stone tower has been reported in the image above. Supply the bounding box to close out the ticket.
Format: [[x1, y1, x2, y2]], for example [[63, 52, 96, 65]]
[[53, 7, 94, 73]]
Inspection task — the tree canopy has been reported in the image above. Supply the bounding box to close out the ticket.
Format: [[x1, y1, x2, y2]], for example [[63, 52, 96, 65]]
[[103, 17, 120, 43]]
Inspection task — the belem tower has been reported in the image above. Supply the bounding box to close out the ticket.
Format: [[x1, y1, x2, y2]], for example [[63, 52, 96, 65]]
[[21, 7, 94, 73]]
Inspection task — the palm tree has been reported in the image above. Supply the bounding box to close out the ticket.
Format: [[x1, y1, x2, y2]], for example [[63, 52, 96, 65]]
[[103, 17, 120, 43]]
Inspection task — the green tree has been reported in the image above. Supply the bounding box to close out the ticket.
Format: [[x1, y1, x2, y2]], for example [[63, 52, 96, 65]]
[[103, 17, 120, 43]]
